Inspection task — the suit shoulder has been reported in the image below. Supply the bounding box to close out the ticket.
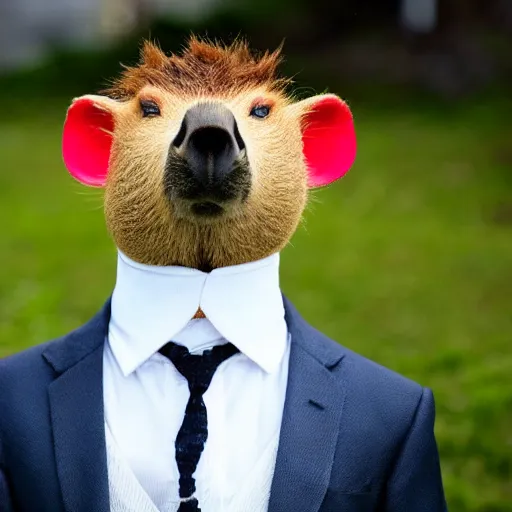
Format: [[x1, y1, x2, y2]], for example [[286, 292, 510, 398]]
[[1, 339, 54, 371], [304, 321, 423, 396], [342, 346, 423, 396], [0, 337, 63, 388], [298, 318, 423, 413], [293, 321, 430, 455], [335, 343, 426, 429], [1, 300, 110, 380]]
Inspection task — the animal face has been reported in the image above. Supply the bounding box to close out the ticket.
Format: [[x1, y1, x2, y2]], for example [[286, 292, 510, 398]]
[[62, 38, 356, 269]]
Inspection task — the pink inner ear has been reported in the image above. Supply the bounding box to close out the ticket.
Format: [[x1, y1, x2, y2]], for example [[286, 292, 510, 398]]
[[302, 96, 356, 187], [62, 98, 114, 187]]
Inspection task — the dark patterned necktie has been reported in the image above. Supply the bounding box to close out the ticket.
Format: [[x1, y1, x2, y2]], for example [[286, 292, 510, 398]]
[[159, 341, 240, 512]]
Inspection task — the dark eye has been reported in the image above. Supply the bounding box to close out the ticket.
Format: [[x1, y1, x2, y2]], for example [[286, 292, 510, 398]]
[[140, 99, 161, 118], [250, 105, 271, 119]]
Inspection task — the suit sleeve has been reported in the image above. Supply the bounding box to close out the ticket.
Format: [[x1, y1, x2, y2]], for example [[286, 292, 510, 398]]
[[385, 387, 448, 512], [0, 468, 14, 512], [0, 434, 14, 512]]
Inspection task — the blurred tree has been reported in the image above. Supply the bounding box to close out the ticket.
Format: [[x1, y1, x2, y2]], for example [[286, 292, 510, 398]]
[[231, 0, 510, 98], [0, 0, 509, 99]]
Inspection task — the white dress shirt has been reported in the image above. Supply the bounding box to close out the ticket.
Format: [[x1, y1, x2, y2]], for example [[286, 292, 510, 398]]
[[103, 250, 290, 512]]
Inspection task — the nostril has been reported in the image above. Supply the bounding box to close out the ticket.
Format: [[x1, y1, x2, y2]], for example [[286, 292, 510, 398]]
[[189, 127, 232, 158], [233, 122, 245, 152], [172, 118, 187, 148]]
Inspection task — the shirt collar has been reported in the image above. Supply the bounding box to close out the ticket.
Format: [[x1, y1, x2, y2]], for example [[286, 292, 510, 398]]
[[108, 250, 287, 376]]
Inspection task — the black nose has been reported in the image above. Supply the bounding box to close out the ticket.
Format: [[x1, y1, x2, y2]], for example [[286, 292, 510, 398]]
[[172, 102, 245, 188]]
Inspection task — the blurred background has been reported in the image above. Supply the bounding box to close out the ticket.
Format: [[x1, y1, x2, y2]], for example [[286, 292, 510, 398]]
[[0, 0, 511, 510]]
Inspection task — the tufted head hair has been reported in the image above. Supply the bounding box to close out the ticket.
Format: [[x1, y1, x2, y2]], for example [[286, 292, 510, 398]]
[[106, 37, 288, 99], [62, 37, 356, 270]]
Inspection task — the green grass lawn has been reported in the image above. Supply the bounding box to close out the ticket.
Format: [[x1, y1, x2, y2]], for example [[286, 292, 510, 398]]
[[0, 94, 511, 511]]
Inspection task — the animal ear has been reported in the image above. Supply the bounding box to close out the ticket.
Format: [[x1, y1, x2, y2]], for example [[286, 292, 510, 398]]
[[62, 95, 119, 187], [295, 94, 356, 188]]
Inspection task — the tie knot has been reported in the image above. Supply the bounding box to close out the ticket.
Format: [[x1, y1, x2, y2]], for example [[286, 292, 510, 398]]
[[159, 342, 239, 391]]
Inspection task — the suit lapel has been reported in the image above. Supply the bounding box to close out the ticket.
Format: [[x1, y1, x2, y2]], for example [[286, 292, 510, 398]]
[[44, 301, 111, 512], [268, 297, 347, 512]]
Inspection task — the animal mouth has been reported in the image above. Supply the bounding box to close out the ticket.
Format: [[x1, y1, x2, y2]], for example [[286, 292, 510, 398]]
[[164, 149, 251, 220], [190, 201, 224, 217]]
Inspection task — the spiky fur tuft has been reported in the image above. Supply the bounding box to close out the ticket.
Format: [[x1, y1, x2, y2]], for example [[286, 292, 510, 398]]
[[106, 37, 289, 99]]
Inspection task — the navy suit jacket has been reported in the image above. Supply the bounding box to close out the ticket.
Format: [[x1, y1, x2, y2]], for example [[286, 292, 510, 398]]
[[0, 297, 447, 511]]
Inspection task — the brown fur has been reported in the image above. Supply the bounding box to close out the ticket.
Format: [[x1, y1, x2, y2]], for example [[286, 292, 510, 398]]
[[80, 38, 328, 269], [106, 37, 289, 99]]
